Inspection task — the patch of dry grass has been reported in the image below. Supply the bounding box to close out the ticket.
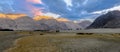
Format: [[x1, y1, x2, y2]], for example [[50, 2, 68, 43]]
[[0, 31, 32, 52], [0, 31, 45, 52], [5, 36, 59, 52], [4, 33, 120, 52]]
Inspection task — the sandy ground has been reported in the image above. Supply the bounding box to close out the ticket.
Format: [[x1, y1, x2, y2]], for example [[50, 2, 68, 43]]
[[0, 32, 120, 52], [60, 29, 120, 33]]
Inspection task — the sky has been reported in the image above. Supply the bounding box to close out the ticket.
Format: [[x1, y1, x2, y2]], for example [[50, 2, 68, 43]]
[[0, 0, 120, 20]]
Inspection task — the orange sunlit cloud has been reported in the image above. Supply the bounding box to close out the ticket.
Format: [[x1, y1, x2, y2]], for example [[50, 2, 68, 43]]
[[0, 13, 27, 20], [56, 18, 70, 22], [27, 5, 43, 16], [25, 0, 43, 16], [33, 16, 53, 21]]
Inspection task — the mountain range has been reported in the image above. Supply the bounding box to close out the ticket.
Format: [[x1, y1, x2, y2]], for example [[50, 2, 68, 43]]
[[0, 13, 88, 30]]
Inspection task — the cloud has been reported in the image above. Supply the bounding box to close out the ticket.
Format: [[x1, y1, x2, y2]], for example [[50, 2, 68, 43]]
[[0, 0, 44, 16], [25, 0, 44, 16], [42, 12, 61, 18], [63, 0, 73, 11], [91, 5, 120, 14], [14, 0, 44, 16], [75, 14, 100, 23], [80, 10, 88, 15], [63, 0, 73, 7], [1, 0, 120, 20], [27, 5, 43, 16], [0, 0, 14, 12], [26, 0, 42, 4], [82, 0, 89, 5], [77, 19, 94, 23]]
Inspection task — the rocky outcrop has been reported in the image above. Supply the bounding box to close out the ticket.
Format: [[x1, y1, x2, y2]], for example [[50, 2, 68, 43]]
[[34, 16, 82, 30], [0, 18, 15, 29], [87, 10, 120, 29], [14, 16, 38, 30]]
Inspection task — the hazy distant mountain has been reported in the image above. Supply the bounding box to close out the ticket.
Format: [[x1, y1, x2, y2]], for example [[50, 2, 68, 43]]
[[56, 18, 82, 30], [79, 20, 92, 29], [62, 21, 81, 30], [34, 16, 82, 30], [42, 19, 68, 30], [34, 16, 68, 30], [87, 10, 120, 29]]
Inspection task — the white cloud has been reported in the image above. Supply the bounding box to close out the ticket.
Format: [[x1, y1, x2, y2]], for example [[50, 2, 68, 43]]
[[42, 12, 61, 18], [82, 0, 99, 6], [63, 0, 73, 7], [63, 0, 73, 11], [74, 14, 100, 23], [82, 0, 89, 5], [74, 18, 94, 23], [77, 19, 94, 23], [81, 10, 88, 15], [92, 5, 120, 14]]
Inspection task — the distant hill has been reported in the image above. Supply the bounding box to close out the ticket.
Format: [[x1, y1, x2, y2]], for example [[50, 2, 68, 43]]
[[34, 16, 81, 30], [0, 14, 82, 30], [78, 20, 92, 29], [87, 10, 120, 29]]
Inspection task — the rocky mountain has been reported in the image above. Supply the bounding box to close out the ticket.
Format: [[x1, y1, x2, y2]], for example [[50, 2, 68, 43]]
[[14, 16, 38, 30], [0, 18, 15, 29], [0, 13, 82, 30], [87, 10, 120, 29], [34, 16, 81, 30], [0, 13, 37, 30], [34, 16, 68, 30]]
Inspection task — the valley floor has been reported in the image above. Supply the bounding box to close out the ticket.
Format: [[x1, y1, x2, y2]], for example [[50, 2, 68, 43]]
[[0, 31, 120, 52], [60, 29, 120, 33]]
